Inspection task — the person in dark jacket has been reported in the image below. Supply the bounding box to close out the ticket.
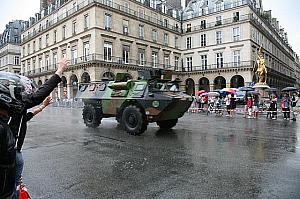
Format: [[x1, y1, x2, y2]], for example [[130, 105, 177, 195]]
[[0, 71, 35, 199], [9, 57, 69, 198]]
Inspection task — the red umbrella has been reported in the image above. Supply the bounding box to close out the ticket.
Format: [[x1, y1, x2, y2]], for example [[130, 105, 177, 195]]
[[196, 90, 206, 95]]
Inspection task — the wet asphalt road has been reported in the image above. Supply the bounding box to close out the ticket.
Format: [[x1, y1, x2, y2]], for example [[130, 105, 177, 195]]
[[22, 107, 300, 199]]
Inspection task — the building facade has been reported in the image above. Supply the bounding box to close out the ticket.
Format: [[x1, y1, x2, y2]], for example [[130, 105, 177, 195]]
[[179, 0, 295, 94], [0, 20, 25, 73], [21, 0, 297, 99]]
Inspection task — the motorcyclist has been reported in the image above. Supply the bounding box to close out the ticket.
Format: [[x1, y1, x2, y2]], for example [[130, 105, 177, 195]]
[[0, 71, 34, 198]]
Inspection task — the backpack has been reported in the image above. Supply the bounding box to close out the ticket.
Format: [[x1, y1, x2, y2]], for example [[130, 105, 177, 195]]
[[0, 120, 16, 198]]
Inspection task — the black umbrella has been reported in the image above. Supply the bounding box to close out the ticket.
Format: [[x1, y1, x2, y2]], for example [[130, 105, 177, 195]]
[[281, 87, 298, 92]]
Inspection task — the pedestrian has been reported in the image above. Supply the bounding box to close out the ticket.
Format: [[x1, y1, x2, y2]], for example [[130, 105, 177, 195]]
[[252, 95, 259, 119], [281, 93, 290, 120], [291, 92, 298, 121], [229, 93, 236, 118], [9, 57, 69, 198], [225, 94, 231, 116], [243, 94, 249, 118], [0, 72, 36, 198], [270, 94, 278, 120], [247, 95, 253, 118]]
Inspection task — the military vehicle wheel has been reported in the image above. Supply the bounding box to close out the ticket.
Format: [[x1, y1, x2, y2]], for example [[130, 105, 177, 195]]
[[122, 105, 147, 135], [82, 104, 102, 128], [157, 119, 178, 129]]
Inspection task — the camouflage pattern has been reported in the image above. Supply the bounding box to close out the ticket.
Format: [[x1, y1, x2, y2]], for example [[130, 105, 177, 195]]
[[76, 69, 193, 135]]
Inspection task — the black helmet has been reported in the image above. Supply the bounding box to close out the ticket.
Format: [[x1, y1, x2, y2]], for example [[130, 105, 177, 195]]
[[0, 72, 35, 115]]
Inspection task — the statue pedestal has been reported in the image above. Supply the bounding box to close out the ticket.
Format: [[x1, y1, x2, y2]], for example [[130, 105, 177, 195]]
[[253, 83, 270, 99]]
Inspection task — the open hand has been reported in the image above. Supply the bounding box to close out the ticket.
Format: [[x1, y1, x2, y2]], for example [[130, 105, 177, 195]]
[[55, 57, 69, 76]]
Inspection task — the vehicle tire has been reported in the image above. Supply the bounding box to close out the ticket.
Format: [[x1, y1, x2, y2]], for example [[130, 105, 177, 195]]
[[82, 104, 102, 128], [156, 119, 178, 129], [121, 105, 147, 135]]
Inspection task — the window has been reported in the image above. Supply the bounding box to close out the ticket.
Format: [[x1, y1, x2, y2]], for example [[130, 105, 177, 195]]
[[71, 47, 77, 64], [201, 55, 207, 70], [72, 20, 76, 35], [27, 44, 30, 55], [14, 56, 20, 65], [216, 16, 222, 26], [175, 56, 179, 71], [53, 30, 57, 43], [164, 55, 170, 68], [186, 23, 191, 32], [122, 45, 130, 64], [233, 27, 240, 41], [46, 34, 49, 46], [164, 33, 169, 46], [53, 53, 57, 68], [123, 20, 129, 35], [22, 47, 25, 56], [201, 20, 206, 29], [233, 12, 239, 22], [138, 9, 144, 18], [45, 55, 50, 70], [62, 25, 66, 39], [233, 0, 240, 7], [33, 41, 36, 52], [39, 58, 43, 72], [233, 50, 241, 67], [186, 57, 193, 71], [201, 34, 206, 47], [216, 1, 223, 11], [32, 60, 36, 73], [175, 37, 179, 48], [124, 2, 129, 13], [152, 29, 157, 42], [104, 43, 112, 61], [150, 0, 157, 9], [14, 36, 18, 43], [62, 49, 66, 58], [105, 13, 112, 30], [216, 31, 222, 44], [186, 37, 192, 49], [152, 51, 158, 67], [164, 19, 168, 28], [84, 14, 90, 29], [139, 24, 144, 39], [83, 42, 90, 61], [216, 53, 223, 68], [139, 49, 145, 65]]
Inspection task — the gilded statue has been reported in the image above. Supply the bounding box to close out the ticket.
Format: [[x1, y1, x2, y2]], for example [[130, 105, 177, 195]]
[[253, 47, 267, 84]]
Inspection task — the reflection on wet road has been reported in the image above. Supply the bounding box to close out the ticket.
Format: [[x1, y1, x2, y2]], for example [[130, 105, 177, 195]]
[[23, 108, 300, 199]]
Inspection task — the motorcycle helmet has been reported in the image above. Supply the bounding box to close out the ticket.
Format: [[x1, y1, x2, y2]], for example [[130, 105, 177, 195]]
[[0, 72, 35, 115]]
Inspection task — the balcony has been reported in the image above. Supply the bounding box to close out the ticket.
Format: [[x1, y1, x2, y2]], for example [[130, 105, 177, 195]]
[[184, 61, 253, 72], [22, 0, 181, 43], [183, 14, 251, 33], [22, 53, 176, 78]]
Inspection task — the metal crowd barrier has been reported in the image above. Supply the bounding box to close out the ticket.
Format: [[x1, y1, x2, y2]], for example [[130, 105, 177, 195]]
[[51, 100, 84, 108]]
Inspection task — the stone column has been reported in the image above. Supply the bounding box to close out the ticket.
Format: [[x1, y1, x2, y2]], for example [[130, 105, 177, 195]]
[[67, 84, 73, 99]]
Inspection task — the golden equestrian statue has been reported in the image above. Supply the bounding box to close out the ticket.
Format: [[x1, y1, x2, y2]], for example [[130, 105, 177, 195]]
[[254, 47, 268, 84]]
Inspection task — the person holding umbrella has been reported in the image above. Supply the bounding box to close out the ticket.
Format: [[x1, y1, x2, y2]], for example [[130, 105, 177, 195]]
[[270, 94, 278, 120], [291, 92, 298, 121], [281, 93, 290, 120]]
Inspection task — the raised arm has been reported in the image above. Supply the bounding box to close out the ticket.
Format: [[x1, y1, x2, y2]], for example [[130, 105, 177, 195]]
[[25, 58, 69, 109]]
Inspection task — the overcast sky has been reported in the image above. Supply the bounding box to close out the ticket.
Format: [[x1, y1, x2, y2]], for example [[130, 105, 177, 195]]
[[0, 0, 299, 55]]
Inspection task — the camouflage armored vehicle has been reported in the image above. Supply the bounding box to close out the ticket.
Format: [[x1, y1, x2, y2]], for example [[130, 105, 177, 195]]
[[76, 69, 193, 135]]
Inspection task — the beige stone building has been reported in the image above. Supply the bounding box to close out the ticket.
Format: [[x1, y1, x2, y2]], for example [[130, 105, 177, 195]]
[[21, 0, 297, 99], [0, 43, 21, 73]]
